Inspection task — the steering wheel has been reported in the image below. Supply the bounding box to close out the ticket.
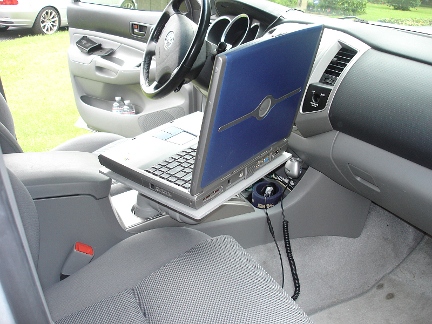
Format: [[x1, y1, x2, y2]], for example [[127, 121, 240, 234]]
[[140, 0, 210, 99]]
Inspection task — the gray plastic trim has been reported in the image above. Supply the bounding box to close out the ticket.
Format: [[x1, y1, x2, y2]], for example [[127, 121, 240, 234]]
[[111, 190, 255, 233], [295, 28, 370, 137], [4, 152, 111, 200], [106, 137, 372, 247], [111, 166, 371, 248], [221, 14, 250, 47], [36, 195, 130, 289], [280, 9, 432, 66], [206, 16, 231, 45], [332, 132, 432, 236], [329, 49, 432, 171], [149, 195, 256, 225], [288, 131, 355, 192], [68, 2, 161, 41], [69, 33, 143, 85], [72, 80, 191, 137], [110, 190, 183, 233], [68, 28, 148, 54], [194, 167, 370, 248], [68, 27, 194, 137]]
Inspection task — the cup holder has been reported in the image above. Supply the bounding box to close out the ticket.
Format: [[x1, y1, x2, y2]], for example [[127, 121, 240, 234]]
[[80, 95, 143, 114], [81, 95, 112, 111]]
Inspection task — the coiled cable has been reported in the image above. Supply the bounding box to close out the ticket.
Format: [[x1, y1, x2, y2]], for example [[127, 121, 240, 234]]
[[281, 183, 301, 300]]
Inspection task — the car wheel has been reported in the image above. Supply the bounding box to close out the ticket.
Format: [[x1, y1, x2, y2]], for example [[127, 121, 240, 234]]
[[121, 0, 136, 9], [32, 7, 60, 35], [0, 26, 9, 32]]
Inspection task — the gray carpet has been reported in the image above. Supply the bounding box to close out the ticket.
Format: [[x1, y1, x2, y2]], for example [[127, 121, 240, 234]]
[[246, 203, 424, 315], [311, 236, 432, 323]]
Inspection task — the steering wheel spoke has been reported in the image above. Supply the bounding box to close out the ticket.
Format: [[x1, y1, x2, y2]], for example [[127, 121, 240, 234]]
[[145, 40, 157, 56], [165, 4, 177, 17], [140, 0, 210, 99]]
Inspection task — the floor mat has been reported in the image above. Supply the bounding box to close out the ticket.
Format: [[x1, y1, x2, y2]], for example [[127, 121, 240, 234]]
[[246, 204, 424, 315], [311, 236, 432, 323]]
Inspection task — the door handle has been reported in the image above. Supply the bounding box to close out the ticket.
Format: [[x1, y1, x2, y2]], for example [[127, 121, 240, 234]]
[[94, 57, 120, 75], [92, 56, 140, 84], [130, 22, 152, 38]]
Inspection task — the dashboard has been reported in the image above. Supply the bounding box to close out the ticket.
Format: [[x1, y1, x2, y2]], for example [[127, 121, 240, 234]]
[[205, 0, 432, 235]]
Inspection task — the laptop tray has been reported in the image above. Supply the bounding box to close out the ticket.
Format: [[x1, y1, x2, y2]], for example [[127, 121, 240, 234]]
[[100, 152, 290, 221]]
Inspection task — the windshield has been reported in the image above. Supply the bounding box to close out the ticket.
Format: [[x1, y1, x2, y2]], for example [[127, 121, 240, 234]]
[[268, 0, 432, 31], [78, 0, 432, 34]]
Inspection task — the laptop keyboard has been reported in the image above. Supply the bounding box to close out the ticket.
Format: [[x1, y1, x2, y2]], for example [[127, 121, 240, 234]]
[[144, 147, 197, 190]]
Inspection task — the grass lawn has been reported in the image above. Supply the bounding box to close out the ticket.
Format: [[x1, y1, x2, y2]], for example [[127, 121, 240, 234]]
[[0, 30, 88, 152], [305, 2, 432, 24], [359, 3, 432, 21]]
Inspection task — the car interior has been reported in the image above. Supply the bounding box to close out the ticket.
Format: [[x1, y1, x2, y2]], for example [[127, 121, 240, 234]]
[[1, 0, 432, 322]]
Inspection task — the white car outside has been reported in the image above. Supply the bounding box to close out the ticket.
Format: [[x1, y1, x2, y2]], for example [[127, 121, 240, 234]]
[[0, 0, 69, 34], [84, 0, 137, 9]]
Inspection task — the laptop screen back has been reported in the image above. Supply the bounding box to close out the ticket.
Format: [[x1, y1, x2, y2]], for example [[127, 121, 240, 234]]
[[195, 24, 323, 191]]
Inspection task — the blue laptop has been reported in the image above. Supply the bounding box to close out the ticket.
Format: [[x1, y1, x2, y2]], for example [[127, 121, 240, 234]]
[[99, 24, 323, 210]]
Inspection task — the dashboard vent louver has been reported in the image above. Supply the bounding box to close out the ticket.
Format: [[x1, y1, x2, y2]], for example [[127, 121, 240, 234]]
[[320, 47, 357, 86]]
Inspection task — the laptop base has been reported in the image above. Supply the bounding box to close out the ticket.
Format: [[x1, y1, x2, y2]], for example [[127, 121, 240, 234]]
[[101, 152, 290, 222]]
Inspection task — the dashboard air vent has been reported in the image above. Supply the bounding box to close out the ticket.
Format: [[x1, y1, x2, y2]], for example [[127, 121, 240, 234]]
[[320, 47, 357, 86]]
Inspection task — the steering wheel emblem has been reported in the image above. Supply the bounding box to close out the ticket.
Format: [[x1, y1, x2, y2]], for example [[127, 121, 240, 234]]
[[164, 31, 175, 50]]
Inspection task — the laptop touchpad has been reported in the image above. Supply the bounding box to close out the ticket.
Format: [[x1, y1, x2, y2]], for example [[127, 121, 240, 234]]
[[166, 132, 197, 145]]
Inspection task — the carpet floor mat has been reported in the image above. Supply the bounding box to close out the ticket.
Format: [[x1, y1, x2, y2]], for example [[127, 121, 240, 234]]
[[246, 203, 424, 316], [311, 235, 432, 323]]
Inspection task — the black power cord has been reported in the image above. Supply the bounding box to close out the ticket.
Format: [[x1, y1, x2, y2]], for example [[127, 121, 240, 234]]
[[258, 178, 301, 300], [264, 195, 285, 289], [281, 183, 301, 301]]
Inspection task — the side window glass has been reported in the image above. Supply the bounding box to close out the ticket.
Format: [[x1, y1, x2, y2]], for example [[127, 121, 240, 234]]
[[79, 0, 170, 11]]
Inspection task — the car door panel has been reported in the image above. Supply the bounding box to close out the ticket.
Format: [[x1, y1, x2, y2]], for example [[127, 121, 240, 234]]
[[68, 2, 161, 41], [69, 33, 141, 84], [67, 2, 196, 137]]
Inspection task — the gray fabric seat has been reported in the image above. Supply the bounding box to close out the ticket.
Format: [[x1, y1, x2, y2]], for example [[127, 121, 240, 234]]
[[10, 169, 312, 323], [0, 93, 124, 154]]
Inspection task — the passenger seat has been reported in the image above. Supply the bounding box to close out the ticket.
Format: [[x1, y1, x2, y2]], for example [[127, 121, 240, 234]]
[[8, 168, 312, 323]]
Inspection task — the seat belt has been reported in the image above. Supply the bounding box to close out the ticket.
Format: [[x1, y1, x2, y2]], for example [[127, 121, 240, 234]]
[[60, 242, 94, 280], [0, 76, 6, 101]]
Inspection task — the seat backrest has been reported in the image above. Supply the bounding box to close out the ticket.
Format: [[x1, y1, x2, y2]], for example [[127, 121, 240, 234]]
[[0, 152, 51, 323], [8, 169, 40, 266], [0, 94, 23, 154]]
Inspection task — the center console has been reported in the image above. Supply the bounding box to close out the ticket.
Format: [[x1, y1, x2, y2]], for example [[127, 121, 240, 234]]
[[5, 150, 372, 288], [5, 151, 110, 199], [4, 151, 130, 290]]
